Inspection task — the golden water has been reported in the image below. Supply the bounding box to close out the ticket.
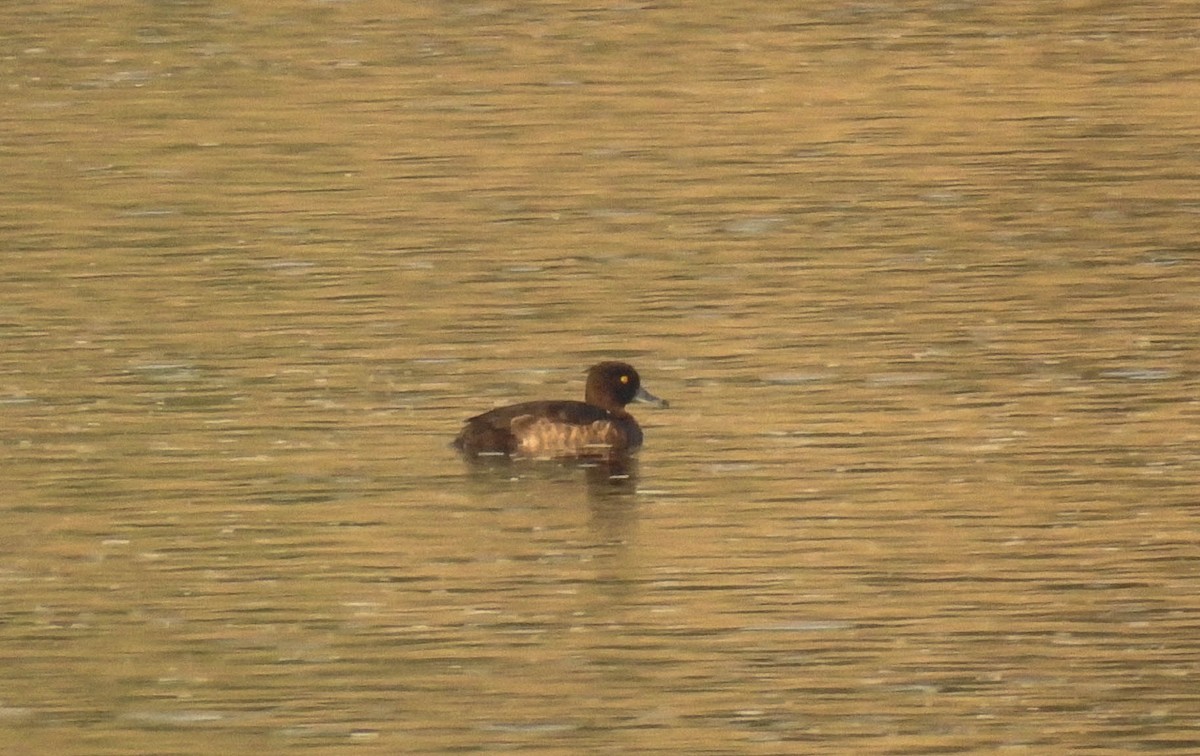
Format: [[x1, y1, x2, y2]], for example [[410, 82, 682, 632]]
[[2, 1, 1198, 753]]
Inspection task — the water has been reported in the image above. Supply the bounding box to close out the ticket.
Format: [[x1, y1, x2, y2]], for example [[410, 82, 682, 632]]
[[2, 1, 1198, 753]]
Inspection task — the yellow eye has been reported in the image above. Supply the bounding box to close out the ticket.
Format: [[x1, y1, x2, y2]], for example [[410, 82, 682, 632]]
[[620, 375, 629, 384]]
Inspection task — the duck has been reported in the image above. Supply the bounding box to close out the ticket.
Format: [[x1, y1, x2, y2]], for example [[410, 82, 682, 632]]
[[453, 361, 668, 461]]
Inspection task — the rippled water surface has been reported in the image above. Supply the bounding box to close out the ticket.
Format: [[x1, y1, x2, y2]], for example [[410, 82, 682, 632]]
[[3, 1, 1198, 753]]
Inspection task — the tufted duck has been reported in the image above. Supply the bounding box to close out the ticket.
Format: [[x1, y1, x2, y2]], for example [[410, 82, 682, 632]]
[[453, 361, 668, 461]]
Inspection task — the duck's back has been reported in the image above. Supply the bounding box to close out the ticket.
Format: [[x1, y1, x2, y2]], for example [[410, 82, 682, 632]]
[[453, 400, 641, 459]]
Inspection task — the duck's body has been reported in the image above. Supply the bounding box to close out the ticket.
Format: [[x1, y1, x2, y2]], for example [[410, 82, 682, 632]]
[[453, 362, 667, 461]]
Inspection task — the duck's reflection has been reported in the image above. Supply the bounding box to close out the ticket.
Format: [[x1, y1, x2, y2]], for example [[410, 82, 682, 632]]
[[460, 454, 641, 542]]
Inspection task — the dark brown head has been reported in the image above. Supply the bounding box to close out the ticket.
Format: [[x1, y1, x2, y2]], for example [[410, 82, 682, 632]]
[[583, 361, 669, 413]]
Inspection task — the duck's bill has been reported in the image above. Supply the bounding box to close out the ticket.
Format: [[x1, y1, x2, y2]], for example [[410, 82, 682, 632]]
[[633, 386, 669, 409]]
